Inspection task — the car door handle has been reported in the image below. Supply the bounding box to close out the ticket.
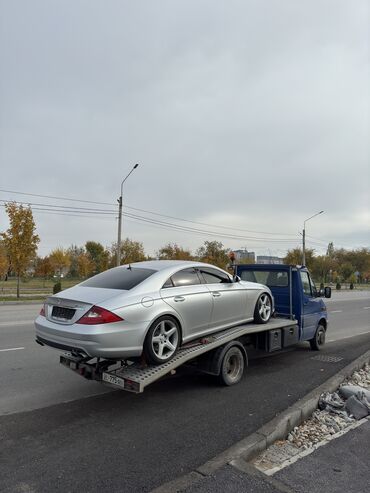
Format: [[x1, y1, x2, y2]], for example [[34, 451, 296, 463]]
[[174, 296, 185, 302], [212, 292, 221, 297]]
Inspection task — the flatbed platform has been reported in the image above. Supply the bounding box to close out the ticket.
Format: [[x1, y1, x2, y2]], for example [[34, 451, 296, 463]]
[[60, 317, 297, 393]]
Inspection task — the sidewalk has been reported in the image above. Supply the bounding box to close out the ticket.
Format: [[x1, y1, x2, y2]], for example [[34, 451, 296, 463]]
[[152, 350, 370, 493], [179, 418, 369, 492]]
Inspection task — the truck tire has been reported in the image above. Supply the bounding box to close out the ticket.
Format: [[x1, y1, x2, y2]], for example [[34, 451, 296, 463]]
[[218, 346, 245, 386], [310, 324, 326, 351], [144, 316, 180, 365], [254, 293, 272, 324]]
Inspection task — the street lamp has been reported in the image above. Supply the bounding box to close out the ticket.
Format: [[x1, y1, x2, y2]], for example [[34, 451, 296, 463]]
[[116, 163, 139, 266], [302, 210, 324, 265]]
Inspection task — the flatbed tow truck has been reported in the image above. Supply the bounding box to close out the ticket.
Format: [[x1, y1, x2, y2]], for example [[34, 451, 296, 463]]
[[60, 317, 297, 393], [59, 263, 331, 393]]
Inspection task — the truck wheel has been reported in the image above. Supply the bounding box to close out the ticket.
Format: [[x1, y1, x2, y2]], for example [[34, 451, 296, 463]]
[[254, 293, 272, 324], [144, 316, 180, 365], [310, 324, 326, 351], [218, 346, 245, 386]]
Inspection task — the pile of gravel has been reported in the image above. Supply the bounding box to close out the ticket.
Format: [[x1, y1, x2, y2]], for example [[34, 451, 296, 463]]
[[287, 363, 370, 450], [253, 363, 370, 472], [343, 363, 370, 388]]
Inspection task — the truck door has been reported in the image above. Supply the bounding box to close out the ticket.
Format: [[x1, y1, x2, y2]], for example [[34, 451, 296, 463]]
[[300, 270, 321, 339]]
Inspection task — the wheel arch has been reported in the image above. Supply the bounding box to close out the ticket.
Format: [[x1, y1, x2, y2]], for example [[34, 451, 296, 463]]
[[145, 312, 184, 343]]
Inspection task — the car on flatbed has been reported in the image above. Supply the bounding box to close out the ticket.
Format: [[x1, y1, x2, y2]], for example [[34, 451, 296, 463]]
[[35, 260, 274, 364]]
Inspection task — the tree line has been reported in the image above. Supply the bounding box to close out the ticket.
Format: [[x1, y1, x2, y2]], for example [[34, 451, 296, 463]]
[[1, 203, 369, 297]]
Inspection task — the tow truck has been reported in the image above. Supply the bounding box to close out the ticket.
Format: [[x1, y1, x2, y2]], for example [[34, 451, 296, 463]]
[[59, 264, 331, 393]]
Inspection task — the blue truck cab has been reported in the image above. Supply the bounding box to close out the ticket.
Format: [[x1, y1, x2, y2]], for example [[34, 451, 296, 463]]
[[235, 264, 331, 349]]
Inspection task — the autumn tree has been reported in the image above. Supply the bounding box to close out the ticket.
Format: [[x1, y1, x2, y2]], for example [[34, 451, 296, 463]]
[[34, 256, 54, 287], [310, 255, 336, 284], [196, 241, 230, 269], [66, 245, 85, 278], [157, 243, 193, 261], [77, 253, 95, 278], [339, 262, 354, 282], [85, 241, 110, 273], [1, 203, 40, 298], [0, 241, 9, 286], [283, 248, 315, 270], [49, 248, 71, 278], [110, 238, 147, 266]]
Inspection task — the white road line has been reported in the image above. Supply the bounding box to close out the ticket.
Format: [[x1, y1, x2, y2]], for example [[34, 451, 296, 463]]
[[327, 330, 370, 342], [330, 310, 343, 313], [0, 347, 25, 352], [0, 320, 32, 327], [363, 307, 370, 310]]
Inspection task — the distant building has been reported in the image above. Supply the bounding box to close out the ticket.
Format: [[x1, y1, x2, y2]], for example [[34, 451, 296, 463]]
[[256, 255, 284, 265], [233, 249, 255, 263]]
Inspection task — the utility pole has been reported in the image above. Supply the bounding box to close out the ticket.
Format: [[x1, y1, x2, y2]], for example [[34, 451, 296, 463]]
[[302, 210, 324, 265], [116, 163, 139, 267]]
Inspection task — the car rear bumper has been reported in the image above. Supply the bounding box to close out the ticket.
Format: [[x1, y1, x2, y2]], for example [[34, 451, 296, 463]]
[[34, 315, 146, 359]]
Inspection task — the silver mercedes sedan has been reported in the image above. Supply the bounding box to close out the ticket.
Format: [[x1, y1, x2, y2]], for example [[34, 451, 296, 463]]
[[35, 260, 274, 364]]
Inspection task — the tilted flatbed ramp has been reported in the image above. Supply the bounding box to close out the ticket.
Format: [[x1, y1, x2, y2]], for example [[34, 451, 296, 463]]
[[60, 318, 297, 393]]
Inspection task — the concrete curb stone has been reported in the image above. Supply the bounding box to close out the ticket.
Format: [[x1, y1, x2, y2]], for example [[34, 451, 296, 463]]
[[151, 349, 370, 493]]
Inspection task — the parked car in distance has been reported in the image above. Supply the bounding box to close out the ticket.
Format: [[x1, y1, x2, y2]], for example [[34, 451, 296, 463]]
[[35, 260, 274, 364]]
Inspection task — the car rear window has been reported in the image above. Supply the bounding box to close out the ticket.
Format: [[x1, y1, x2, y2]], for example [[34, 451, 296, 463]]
[[80, 267, 156, 290], [240, 270, 288, 287]]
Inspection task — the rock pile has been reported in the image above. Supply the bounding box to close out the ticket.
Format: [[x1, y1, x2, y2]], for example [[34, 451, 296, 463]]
[[287, 363, 370, 450]]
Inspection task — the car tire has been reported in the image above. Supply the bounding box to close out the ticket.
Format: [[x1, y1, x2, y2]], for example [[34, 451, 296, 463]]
[[310, 324, 326, 351], [144, 316, 181, 365], [218, 346, 245, 386], [253, 293, 272, 324]]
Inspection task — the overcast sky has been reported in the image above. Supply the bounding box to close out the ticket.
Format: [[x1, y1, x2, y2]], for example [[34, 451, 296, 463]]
[[1, 0, 369, 258]]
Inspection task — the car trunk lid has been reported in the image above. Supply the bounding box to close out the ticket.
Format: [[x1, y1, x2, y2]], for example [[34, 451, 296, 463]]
[[44, 286, 126, 325]]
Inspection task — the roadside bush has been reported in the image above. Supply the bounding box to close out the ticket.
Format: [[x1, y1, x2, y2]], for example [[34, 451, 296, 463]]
[[53, 281, 62, 294], [336, 282, 341, 290]]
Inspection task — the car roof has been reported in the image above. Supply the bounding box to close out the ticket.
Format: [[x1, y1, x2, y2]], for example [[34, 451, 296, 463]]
[[126, 260, 208, 271]]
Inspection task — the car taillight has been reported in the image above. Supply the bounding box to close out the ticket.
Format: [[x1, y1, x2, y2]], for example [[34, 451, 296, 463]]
[[76, 306, 123, 325], [40, 305, 46, 317]]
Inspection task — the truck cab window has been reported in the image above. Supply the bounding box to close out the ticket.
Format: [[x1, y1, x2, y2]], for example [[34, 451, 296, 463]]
[[300, 271, 312, 297]]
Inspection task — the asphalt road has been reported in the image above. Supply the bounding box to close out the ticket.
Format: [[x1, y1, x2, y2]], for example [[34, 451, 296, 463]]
[[0, 291, 369, 492]]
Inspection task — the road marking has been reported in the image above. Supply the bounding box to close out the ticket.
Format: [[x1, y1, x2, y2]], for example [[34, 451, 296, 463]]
[[363, 307, 370, 310], [0, 347, 25, 352], [0, 320, 32, 327], [330, 310, 342, 313], [327, 330, 370, 342]]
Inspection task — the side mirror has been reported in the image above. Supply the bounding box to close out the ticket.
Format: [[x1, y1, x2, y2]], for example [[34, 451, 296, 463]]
[[324, 287, 332, 298], [233, 275, 241, 283]]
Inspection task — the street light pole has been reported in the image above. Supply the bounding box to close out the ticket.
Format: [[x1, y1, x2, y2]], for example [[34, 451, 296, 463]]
[[116, 163, 139, 267], [302, 210, 324, 265]]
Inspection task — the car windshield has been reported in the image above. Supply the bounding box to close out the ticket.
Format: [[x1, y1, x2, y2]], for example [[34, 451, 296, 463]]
[[80, 267, 156, 290], [240, 270, 288, 288]]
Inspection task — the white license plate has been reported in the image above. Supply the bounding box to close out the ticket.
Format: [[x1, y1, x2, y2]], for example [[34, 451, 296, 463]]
[[102, 373, 125, 389]]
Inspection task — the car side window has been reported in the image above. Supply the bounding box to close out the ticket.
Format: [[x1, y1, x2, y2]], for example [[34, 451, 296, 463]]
[[162, 278, 174, 289], [171, 268, 201, 287], [300, 271, 312, 297], [199, 267, 231, 284]]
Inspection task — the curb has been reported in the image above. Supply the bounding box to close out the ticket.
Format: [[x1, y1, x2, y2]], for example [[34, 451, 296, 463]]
[[151, 349, 370, 493]]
